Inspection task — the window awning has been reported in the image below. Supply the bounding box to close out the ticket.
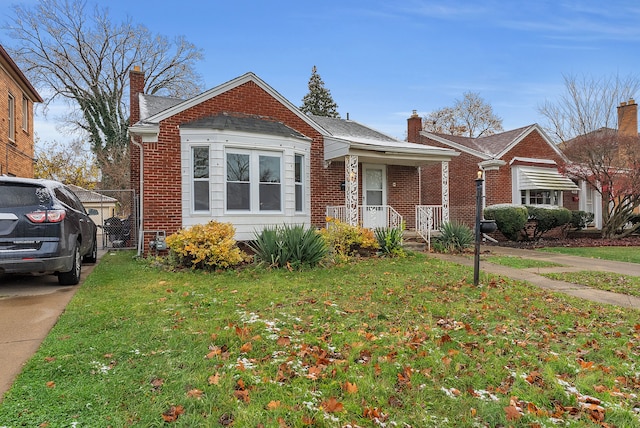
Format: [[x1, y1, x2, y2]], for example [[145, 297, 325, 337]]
[[519, 167, 579, 191]]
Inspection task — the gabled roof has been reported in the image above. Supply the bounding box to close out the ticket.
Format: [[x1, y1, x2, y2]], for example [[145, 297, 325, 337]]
[[421, 124, 568, 162], [0, 45, 43, 103], [313, 115, 458, 165], [67, 185, 118, 203], [130, 72, 326, 140]]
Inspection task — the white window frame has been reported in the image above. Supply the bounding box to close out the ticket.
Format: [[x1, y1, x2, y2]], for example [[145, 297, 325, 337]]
[[8, 93, 15, 143], [294, 153, 304, 213], [225, 148, 283, 214], [520, 189, 562, 206], [192, 146, 210, 212], [22, 96, 28, 132]]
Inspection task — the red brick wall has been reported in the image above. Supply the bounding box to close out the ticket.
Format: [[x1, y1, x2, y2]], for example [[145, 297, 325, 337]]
[[387, 165, 419, 228], [415, 128, 571, 227], [134, 80, 350, 240], [0, 71, 36, 177]]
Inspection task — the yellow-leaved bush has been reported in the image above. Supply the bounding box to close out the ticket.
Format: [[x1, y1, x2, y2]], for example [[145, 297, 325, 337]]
[[165, 221, 247, 270], [320, 217, 379, 261]]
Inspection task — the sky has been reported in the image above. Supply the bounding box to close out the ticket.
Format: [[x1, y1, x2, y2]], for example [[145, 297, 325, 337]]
[[3, 0, 640, 143]]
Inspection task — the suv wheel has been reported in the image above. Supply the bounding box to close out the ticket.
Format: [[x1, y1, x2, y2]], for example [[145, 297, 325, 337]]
[[59, 241, 81, 285], [83, 234, 98, 264]]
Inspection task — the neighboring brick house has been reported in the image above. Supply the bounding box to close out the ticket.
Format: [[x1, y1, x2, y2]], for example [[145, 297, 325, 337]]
[[560, 99, 640, 230], [406, 111, 579, 229], [0, 45, 43, 177], [128, 70, 458, 252]]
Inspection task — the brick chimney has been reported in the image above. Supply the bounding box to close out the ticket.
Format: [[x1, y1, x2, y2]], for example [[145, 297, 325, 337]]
[[407, 110, 422, 143], [129, 66, 145, 125], [617, 98, 638, 137]]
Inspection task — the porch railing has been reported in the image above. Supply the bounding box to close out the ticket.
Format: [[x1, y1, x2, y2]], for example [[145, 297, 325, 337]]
[[326, 205, 403, 229], [415, 205, 444, 250]]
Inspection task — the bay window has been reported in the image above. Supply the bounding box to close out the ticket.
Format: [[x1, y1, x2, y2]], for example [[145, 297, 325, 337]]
[[226, 150, 282, 212]]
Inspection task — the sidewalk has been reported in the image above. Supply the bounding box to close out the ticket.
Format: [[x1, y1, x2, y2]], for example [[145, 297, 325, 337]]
[[429, 245, 640, 310]]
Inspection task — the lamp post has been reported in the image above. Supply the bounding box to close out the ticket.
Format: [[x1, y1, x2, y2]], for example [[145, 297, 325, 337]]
[[473, 170, 483, 286]]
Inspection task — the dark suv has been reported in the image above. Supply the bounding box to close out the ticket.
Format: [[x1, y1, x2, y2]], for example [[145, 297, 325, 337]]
[[0, 177, 98, 285]]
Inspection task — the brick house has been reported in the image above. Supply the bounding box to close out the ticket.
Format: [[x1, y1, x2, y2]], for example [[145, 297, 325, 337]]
[[560, 99, 640, 230], [0, 45, 43, 177], [406, 111, 580, 229], [128, 70, 458, 252]]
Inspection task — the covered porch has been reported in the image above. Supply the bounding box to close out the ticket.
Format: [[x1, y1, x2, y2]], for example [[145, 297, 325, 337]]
[[315, 115, 458, 243]]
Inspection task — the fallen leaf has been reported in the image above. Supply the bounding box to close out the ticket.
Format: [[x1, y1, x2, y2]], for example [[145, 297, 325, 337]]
[[343, 381, 358, 394], [187, 388, 203, 399], [267, 400, 281, 410], [46, 381, 55, 388], [504, 405, 522, 421], [161, 405, 185, 422], [277, 336, 291, 346], [208, 373, 220, 385], [240, 342, 252, 353], [321, 397, 344, 413]]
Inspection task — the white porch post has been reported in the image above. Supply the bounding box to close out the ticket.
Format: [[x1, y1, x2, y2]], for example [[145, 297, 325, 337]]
[[442, 161, 450, 223], [345, 155, 359, 226]]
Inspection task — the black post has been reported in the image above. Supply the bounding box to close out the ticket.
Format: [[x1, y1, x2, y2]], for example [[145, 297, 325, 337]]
[[473, 171, 483, 286]]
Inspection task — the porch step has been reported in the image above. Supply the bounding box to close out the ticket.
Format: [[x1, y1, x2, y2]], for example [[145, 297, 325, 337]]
[[402, 230, 427, 252]]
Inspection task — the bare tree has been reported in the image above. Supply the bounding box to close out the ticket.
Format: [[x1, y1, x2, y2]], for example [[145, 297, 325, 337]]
[[4, 0, 204, 188], [423, 91, 503, 138], [541, 73, 640, 239], [561, 130, 640, 238], [539, 74, 640, 142]]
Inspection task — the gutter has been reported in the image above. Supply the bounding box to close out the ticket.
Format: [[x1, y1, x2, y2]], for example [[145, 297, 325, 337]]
[[131, 137, 144, 257]]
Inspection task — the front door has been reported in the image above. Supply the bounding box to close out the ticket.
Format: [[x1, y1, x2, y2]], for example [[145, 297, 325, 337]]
[[362, 164, 386, 228]]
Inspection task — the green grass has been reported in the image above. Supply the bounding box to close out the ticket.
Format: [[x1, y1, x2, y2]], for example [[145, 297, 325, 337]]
[[542, 271, 640, 298], [1, 251, 639, 427], [485, 255, 564, 269], [538, 245, 640, 264]]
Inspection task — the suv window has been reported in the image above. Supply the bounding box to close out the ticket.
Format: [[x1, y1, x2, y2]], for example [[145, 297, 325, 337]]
[[0, 184, 52, 208], [55, 187, 86, 212]]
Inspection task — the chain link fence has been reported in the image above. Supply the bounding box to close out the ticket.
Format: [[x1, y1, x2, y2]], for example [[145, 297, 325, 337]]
[[82, 189, 138, 250]]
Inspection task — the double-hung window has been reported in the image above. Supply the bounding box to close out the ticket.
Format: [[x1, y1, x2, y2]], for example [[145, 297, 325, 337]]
[[521, 189, 560, 206], [8, 93, 15, 143], [294, 154, 303, 212], [22, 96, 28, 131], [192, 146, 210, 211], [226, 150, 282, 212]]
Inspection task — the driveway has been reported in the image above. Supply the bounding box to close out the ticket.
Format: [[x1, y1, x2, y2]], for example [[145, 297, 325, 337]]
[[0, 253, 103, 399]]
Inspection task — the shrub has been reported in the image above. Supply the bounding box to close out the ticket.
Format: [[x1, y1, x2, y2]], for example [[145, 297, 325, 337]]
[[249, 224, 328, 269], [320, 218, 379, 261], [165, 221, 246, 270], [524, 205, 572, 240], [484, 204, 529, 241], [374, 226, 406, 257], [434, 221, 474, 253], [570, 210, 595, 230]]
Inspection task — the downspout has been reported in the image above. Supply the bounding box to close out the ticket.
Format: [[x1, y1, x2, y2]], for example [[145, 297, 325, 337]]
[[131, 137, 144, 257]]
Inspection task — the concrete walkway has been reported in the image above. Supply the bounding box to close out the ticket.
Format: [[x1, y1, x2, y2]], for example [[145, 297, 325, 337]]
[[430, 245, 640, 309]]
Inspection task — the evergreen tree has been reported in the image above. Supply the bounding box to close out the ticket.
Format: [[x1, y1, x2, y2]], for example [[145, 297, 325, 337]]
[[300, 66, 340, 118]]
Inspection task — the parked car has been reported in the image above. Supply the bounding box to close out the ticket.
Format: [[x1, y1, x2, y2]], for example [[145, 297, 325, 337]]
[[0, 177, 98, 285]]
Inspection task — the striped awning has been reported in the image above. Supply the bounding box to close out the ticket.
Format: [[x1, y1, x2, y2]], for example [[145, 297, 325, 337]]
[[519, 167, 579, 191]]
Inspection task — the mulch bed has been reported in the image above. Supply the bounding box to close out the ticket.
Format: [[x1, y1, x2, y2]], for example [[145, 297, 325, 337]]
[[485, 231, 640, 250]]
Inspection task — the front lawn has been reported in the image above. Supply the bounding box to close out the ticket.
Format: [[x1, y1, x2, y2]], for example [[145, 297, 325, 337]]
[[1, 251, 639, 427], [538, 246, 640, 264]]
